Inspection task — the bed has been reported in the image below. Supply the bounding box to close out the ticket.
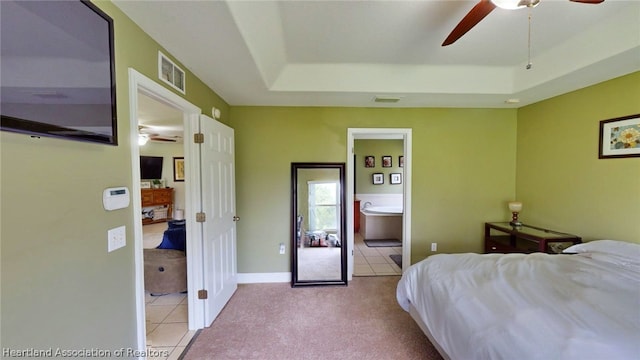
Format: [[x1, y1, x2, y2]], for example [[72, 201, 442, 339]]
[[396, 240, 640, 360]]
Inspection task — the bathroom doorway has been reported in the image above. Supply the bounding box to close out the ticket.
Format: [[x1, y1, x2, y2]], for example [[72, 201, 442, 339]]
[[353, 139, 404, 276], [346, 128, 412, 280]]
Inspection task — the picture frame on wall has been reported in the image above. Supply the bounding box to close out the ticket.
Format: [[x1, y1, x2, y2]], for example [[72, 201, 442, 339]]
[[173, 157, 185, 181], [399, 156, 404, 167], [598, 114, 640, 159], [390, 173, 402, 185], [382, 155, 392, 167], [365, 155, 375, 168], [372, 173, 384, 185]]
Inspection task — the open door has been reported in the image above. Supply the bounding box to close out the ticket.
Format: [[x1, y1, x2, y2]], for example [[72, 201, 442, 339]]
[[196, 114, 238, 325]]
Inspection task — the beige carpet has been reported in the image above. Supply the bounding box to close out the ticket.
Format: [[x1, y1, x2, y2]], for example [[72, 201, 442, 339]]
[[297, 247, 342, 281], [182, 276, 443, 360]]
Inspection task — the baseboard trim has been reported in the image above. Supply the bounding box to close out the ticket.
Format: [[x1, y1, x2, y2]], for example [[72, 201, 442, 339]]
[[237, 272, 291, 284]]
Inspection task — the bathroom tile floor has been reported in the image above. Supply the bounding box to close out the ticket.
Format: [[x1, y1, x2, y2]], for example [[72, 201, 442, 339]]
[[353, 232, 402, 276]]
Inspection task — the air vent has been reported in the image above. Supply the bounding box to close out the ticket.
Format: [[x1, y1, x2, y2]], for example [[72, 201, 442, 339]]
[[158, 52, 185, 94], [373, 96, 400, 103]]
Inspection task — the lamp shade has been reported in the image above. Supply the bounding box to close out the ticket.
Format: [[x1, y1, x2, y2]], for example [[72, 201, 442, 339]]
[[508, 201, 523, 212]]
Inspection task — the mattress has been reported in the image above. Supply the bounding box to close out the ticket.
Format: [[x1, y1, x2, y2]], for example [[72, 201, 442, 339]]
[[397, 240, 640, 360]]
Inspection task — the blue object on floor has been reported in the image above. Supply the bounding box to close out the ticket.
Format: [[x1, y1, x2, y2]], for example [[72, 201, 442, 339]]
[[157, 220, 186, 252]]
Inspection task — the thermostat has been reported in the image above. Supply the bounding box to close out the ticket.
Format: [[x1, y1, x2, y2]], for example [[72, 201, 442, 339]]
[[103, 187, 130, 211]]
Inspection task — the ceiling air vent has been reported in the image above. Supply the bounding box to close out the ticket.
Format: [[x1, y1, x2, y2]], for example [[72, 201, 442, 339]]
[[373, 96, 400, 103]]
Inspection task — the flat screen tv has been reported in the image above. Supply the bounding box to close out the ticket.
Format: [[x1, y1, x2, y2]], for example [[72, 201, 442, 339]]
[[140, 156, 164, 180], [0, 0, 117, 145]]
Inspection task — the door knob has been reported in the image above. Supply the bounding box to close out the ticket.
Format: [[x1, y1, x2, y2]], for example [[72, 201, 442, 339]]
[[233, 216, 240, 222]]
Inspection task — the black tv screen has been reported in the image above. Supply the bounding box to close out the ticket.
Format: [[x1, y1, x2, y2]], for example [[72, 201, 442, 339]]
[[140, 156, 164, 180], [0, 0, 117, 145]]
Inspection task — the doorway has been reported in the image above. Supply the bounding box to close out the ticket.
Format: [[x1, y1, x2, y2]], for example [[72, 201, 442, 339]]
[[353, 139, 404, 276], [346, 129, 412, 280], [128, 69, 202, 350]]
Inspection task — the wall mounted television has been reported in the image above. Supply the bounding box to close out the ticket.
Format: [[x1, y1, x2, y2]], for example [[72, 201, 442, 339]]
[[140, 156, 164, 180], [0, 0, 117, 145]]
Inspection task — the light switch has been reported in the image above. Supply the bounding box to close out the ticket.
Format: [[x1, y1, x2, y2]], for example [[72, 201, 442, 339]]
[[108, 226, 126, 252]]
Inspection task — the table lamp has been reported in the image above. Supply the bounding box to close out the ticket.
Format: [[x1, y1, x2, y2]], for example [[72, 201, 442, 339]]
[[508, 201, 523, 227]]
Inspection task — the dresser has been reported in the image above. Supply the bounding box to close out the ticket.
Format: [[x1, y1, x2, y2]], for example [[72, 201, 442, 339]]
[[141, 188, 174, 224]]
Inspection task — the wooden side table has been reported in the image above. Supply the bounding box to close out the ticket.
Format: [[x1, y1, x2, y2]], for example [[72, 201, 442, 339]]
[[485, 222, 581, 254]]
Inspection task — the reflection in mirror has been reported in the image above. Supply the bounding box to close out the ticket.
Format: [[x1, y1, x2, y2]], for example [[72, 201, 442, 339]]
[[292, 163, 347, 287]]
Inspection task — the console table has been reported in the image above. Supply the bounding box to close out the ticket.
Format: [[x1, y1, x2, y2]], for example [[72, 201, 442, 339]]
[[141, 188, 173, 224], [484, 222, 581, 254]]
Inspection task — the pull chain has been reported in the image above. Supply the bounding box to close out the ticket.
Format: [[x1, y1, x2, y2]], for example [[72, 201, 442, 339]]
[[526, 8, 533, 70]]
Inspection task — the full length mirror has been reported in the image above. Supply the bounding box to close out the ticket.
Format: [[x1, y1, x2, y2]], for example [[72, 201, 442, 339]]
[[292, 162, 347, 287]]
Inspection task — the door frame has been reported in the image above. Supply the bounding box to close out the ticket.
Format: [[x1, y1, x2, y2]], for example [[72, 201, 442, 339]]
[[346, 128, 412, 279], [128, 69, 204, 352]]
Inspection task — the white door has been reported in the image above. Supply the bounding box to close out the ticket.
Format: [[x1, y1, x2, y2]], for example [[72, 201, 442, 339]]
[[198, 114, 238, 326]]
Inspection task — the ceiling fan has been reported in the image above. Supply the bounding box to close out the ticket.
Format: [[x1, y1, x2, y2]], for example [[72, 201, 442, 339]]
[[138, 125, 181, 144], [442, 0, 605, 46]]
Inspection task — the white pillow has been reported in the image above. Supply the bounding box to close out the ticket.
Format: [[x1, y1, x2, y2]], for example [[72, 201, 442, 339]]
[[564, 240, 640, 266]]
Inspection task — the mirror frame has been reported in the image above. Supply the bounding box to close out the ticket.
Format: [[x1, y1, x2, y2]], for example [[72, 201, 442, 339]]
[[291, 162, 348, 287]]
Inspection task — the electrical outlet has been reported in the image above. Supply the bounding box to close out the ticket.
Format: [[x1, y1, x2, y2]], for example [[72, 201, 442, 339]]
[[279, 243, 286, 255], [108, 225, 126, 252], [431, 243, 437, 252]]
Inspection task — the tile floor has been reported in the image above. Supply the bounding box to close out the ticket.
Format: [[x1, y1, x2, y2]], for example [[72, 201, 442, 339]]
[[353, 232, 403, 276], [145, 292, 195, 360], [143, 223, 195, 360]]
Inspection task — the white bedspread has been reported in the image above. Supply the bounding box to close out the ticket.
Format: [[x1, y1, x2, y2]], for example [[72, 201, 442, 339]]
[[397, 251, 640, 360]]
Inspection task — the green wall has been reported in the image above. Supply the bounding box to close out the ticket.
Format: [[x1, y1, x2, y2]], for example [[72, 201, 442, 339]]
[[2, 0, 637, 351], [229, 107, 517, 269], [0, 1, 228, 352], [516, 72, 640, 243], [355, 139, 404, 194]]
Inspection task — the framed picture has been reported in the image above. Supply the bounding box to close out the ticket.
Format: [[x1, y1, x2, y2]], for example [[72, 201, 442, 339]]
[[173, 157, 185, 181], [382, 155, 392, 167], [372, 173, 384, 185], [365, 155, 375, 168], [599, 114, 640, 159], [390, 173, 402, 185], [140, 181, 152, 189], [399, 155, 404, 167]]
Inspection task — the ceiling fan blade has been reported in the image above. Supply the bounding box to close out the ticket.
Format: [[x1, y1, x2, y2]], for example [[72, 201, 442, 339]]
[[442, 0, 496, 46], [150, 137, 177, 142], [569, 0, 604, 3]]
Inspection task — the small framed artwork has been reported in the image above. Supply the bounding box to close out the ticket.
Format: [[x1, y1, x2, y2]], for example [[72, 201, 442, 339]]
[[399, 156, 404, 167], [382, 155, 392, 167], [173, 157, 185, 181], [372, 173, 384, 185], [365, 155, 375, 168], [390, 173, 402, 185], [140, 181, 152, 189], [599, 114, 640, 159]]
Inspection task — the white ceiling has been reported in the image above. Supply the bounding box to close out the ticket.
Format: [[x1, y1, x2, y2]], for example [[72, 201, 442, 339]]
[[116, 0, 640, 115]]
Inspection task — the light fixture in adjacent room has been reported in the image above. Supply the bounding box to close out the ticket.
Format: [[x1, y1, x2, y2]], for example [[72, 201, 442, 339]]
[[508, 201, 523, 227], [138, 134, 149, 146], [491, 0, 539, 10]]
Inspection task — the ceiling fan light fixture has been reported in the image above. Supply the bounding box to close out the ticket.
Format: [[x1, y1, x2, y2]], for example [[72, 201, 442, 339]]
[[138, 134, 149, 146], [491, 0, 539, 10]]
